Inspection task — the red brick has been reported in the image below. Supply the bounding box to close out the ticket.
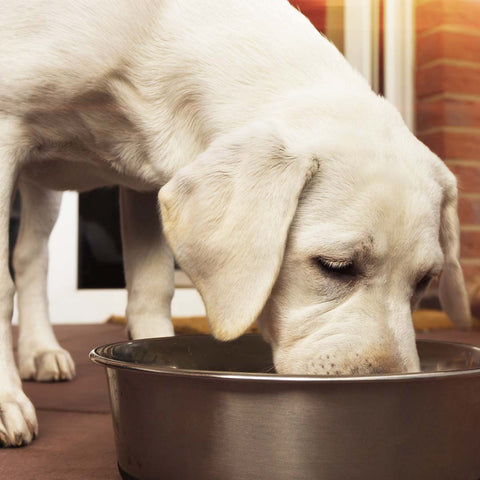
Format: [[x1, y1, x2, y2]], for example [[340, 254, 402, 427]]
[[416, 64, 480, 98], [448, 163, 480, 193], [416, 0, 480, 33], [417, 129, 480, 159], [442, 130, 480, 159], [290, 0, 327, 33], [416, 99, 480, 131], [461, 262, 480, 282], [460, 229, 480, 257], [417, 130, 445, 156], [417, 30, 480, 67], [458, 196, 480, 224]]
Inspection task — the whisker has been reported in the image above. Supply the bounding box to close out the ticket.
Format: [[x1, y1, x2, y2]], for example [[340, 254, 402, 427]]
[[262, 364, 276, 374]]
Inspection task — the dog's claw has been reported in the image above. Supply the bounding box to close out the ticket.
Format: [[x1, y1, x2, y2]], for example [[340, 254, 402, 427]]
[[0, 394, 38, 448], [14, 432, 24, 447]]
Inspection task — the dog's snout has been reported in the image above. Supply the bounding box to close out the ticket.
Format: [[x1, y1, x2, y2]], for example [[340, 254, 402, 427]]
[[274, 342, 419, 376], [345, 350, 414, 375]]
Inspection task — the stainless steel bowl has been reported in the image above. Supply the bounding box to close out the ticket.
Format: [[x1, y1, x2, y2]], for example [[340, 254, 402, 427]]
[[90, 334, 480, 480]]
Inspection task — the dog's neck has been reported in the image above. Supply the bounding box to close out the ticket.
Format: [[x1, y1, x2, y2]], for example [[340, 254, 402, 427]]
[[117, 0, 372, 185]]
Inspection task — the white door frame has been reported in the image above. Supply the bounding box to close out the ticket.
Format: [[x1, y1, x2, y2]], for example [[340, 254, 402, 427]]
[[344, 0, 415, 128], [383, 0, 415, 130], [344, 0, 374, 85]]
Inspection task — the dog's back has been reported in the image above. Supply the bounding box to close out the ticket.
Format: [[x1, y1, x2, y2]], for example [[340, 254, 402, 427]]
[[0, 0, 359, 115], [1, 0, 367, 190], [0, 1, 161, 112]]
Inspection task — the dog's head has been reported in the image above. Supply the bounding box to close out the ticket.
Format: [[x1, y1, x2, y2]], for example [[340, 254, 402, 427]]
[[158, 91, 470, 375]]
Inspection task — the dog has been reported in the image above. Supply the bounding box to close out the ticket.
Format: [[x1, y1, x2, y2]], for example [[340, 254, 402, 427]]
[[0, 0, 470, 447]]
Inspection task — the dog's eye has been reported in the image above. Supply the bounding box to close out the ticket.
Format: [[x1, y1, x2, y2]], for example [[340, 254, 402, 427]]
[[315, 257, 355, 276], [416, 274, 432, 292]]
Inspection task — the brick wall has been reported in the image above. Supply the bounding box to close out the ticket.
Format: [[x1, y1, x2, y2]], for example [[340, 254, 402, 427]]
[[290, 0, 327, 34], [290, 0, 344, 52], [415, 0, 480, 283]]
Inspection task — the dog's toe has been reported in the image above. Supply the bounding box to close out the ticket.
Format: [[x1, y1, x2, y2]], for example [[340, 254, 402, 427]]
[[20, 349, 76, 382], [34, 350, 76, 382], [0, 392, 38, 447]]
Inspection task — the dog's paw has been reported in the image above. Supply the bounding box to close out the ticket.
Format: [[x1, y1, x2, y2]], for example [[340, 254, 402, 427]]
[[127, 319, 175, 340], [19, 349, 76, 382], [0, 390, 38, 447]]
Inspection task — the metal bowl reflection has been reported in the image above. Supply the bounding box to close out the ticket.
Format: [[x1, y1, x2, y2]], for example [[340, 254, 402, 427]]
[[90, 334, 480, 480]]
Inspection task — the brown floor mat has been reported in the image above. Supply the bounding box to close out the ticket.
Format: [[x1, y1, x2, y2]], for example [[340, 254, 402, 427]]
[[0, 410, 118, 480]]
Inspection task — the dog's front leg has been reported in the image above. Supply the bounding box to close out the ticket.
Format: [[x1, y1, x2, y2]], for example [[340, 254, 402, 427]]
[[0, 118, 38, 446], [14, 179, 75, 382], [120, 187, 175, 339]]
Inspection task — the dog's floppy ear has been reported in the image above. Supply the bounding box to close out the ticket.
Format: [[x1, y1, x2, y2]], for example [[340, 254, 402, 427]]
[[438, 177, 471, 329], [159, 123, 319, 340]]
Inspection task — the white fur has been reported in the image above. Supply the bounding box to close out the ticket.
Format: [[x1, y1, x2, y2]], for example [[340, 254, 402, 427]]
[[0, 0, 470, 446]]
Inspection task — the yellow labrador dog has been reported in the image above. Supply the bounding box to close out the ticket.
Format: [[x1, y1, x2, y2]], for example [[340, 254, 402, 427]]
[[0, 0, 470, 446]]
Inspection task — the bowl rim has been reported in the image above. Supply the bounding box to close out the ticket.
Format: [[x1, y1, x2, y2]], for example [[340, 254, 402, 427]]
[[89, 335, 480, 383]]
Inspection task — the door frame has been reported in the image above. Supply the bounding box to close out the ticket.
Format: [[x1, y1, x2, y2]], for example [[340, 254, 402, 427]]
[[344, 0, 414, 129]]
